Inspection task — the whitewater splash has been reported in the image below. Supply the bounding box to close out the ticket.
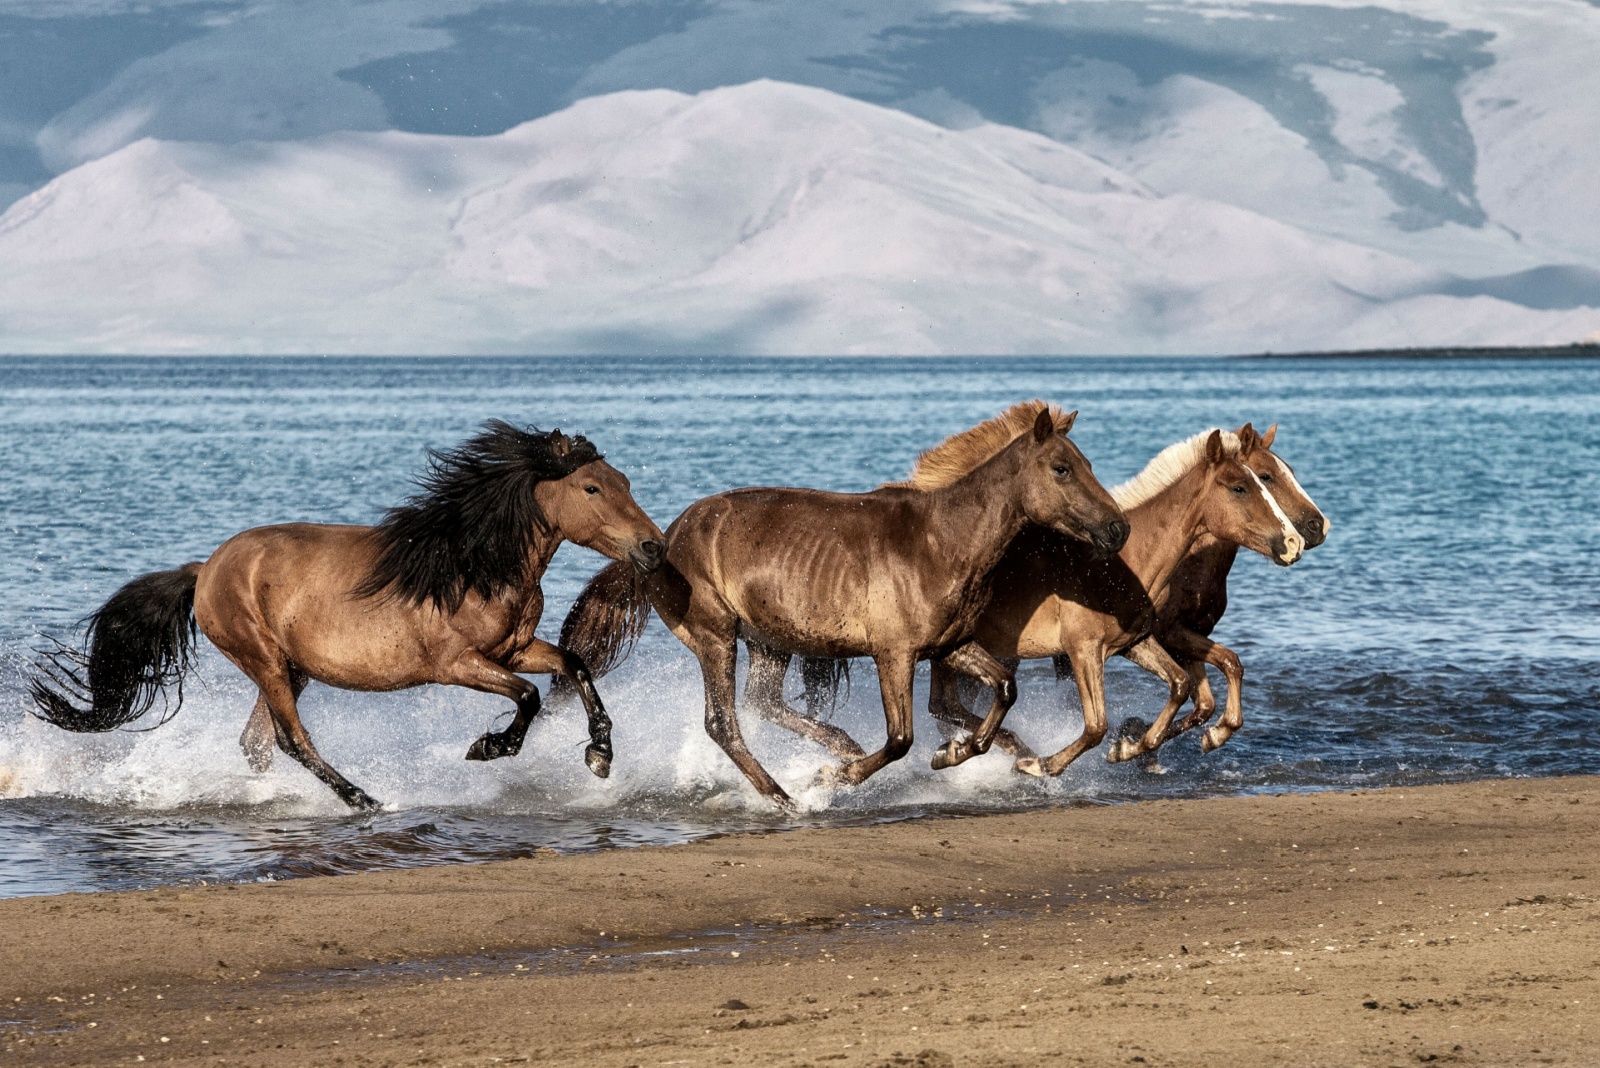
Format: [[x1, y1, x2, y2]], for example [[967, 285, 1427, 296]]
[[0, 638, 1146, 818]]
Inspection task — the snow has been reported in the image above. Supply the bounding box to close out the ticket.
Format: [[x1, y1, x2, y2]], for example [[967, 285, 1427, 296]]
[[3, 80, 1595, 355]]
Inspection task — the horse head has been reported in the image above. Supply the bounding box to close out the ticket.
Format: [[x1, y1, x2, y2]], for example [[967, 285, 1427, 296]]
[[1196, 428, 1304, 567], [1236, 422, 1328, 549], [1016, 408, 1130, 558], [537, 433, 666, 574]]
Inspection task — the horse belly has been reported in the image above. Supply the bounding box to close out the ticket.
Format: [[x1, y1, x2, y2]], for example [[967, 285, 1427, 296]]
[[196, 525, 441, 692]]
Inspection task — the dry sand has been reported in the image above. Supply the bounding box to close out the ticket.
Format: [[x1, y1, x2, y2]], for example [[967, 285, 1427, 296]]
[[3, 775, 1597, 1067]]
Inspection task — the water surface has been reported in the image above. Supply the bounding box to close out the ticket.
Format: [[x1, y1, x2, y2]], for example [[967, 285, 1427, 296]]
[[2, 356, 1596, 898]]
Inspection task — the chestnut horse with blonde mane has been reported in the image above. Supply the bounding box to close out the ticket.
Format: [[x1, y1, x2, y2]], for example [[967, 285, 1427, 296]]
[[557, 408, 1129, 808], [1103, 422, 1328, 756], [31, 422, 666, 811]]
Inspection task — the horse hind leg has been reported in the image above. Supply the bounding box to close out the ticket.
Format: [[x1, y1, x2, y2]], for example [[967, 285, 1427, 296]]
[[745, 644, 866, 762], [240, 666, 308, 773], [249, 661, 380, 811], [695, 631, 792, 808]]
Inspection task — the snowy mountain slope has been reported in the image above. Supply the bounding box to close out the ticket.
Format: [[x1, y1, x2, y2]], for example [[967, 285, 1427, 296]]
[[3, 82, 1595, 355], [8, 0, 1598, 291]]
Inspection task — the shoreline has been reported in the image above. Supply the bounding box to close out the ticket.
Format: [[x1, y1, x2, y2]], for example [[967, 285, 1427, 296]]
[[4, 775, 1598, 1065]]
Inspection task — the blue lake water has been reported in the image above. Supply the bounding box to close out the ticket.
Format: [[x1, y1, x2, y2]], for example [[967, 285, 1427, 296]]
[[2, 355, 1597, 898]]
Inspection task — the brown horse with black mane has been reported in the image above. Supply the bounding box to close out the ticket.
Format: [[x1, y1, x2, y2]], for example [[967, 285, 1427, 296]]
[[31, 422, 665, 811], [558, 407, 1128, 808]]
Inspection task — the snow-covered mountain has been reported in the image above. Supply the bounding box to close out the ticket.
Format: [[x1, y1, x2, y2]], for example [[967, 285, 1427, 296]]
[[2, 0, 1598, 354]]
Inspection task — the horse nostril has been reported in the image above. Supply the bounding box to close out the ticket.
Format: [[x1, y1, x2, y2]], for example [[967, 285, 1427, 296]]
[[640, 539, 665, 562], [1108, 519, 1130, 551]]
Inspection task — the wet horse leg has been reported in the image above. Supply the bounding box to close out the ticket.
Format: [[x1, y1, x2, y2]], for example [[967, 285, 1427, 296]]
[[485, 637, 614, 777], [929, 643, 1018, 771], [745, 643, 866, 761], [1107, 637, 1194, 763], [1039, 649, 1109, 777], [692, 628, 792, 808], [245, 658, 380, 811], [239, 666, 307, 772], [827, 651, 915, 784], [927, 657, 1038, 768], [1164, 626, 1246, 752]]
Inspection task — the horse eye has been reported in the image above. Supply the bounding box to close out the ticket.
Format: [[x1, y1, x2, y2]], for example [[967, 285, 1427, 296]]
[[1052, 465, 1069, 476], [585, 485, 600, 495], [1259, 473, 1274, 483], [1231, 484, 1247, 495]]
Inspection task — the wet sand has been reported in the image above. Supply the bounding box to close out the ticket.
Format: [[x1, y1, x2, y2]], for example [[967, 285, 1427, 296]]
[[4, 775, 1597, 1067]]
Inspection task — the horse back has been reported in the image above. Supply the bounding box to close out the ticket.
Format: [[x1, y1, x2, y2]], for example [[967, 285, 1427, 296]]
[[663, 486, 963, 657]]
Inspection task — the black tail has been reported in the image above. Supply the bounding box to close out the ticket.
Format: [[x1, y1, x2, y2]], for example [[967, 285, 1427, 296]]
[[550, 560, 653, 699], [30, 563, 203, 732], [799, 657, 852, 720]]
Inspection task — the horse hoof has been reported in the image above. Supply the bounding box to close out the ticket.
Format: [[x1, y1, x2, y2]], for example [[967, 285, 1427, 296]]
[[812, 763, 848, 789], [1013, 756, 1046, 778], [1201, 727, 1230, 753], [1106, 739, 1136, 764], [346, 791, 383, 813], [931, 739, 969, 771], [584, 746, 612, 779]]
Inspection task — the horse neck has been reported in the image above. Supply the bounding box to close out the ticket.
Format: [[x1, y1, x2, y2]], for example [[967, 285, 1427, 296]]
[[919, 441, 1032, 580], [1121, 464, 1215, 601], [500, 525, 564, 610]]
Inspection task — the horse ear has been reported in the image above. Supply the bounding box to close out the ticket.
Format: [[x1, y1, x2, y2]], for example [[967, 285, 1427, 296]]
[[1237, 422, 1259, 454], [1058, 409, 1078, 435], [1031, 407, 1054, 444], [1205, 429, 1226, 464], [1260, 422, 1278, 449], [550, 430, 571, 457]]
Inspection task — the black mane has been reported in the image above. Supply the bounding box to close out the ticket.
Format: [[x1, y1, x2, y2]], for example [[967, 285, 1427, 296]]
[[356, 421, 601, 612]]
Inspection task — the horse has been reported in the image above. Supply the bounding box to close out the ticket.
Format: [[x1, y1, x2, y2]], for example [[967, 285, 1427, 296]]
[[1103, 422, 1328, 756], [556, 406, 1129, 808], [30, 421, 666, 811], [781, 414, 1306, 773]]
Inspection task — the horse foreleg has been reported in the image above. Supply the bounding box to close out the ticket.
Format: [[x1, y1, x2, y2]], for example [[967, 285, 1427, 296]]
[[826, 652, 914, 785], [436, 649, 546, 765], [929, 643, 1017, 771], [504, 638, 612, 778], [1107, 638, 1193, 765], [1040, 651, 1108, 777], [927, 655, 1038, 769], [1161, 625, 1244, 752], [745, 644, 866, 761]]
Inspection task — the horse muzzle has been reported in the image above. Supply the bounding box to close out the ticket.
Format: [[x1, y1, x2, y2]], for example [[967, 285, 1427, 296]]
[[1089, 518, 1131, 559], [629, 538, 666, 574], [1273, 531, 1306, 566], [1298, 515, 1327, 549]]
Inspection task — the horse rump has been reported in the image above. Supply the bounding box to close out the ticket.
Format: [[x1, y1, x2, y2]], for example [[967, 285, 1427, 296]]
[[30, 563, 203, 732]]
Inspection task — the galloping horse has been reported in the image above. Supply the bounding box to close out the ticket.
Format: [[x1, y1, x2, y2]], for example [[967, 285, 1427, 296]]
[[1105, 422, 1328, 754], [557, 407, 1129, 808], [31, 422, 665, 810], [783, 408, 1306, 773]]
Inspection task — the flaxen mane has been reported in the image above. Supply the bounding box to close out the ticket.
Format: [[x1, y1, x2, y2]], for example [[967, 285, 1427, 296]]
[[357, 421, 601, 612], [897, 400, 1076, 490], [1111, 429, 1241, 510]]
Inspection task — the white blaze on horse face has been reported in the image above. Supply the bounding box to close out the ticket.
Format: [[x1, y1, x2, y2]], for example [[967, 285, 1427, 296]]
[[1268, 453, 1328, 534], [1247, 468, 1303, 564]]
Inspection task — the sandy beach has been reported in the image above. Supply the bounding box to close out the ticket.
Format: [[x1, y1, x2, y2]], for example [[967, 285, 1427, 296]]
[[3, 775, 1597, 1067]]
